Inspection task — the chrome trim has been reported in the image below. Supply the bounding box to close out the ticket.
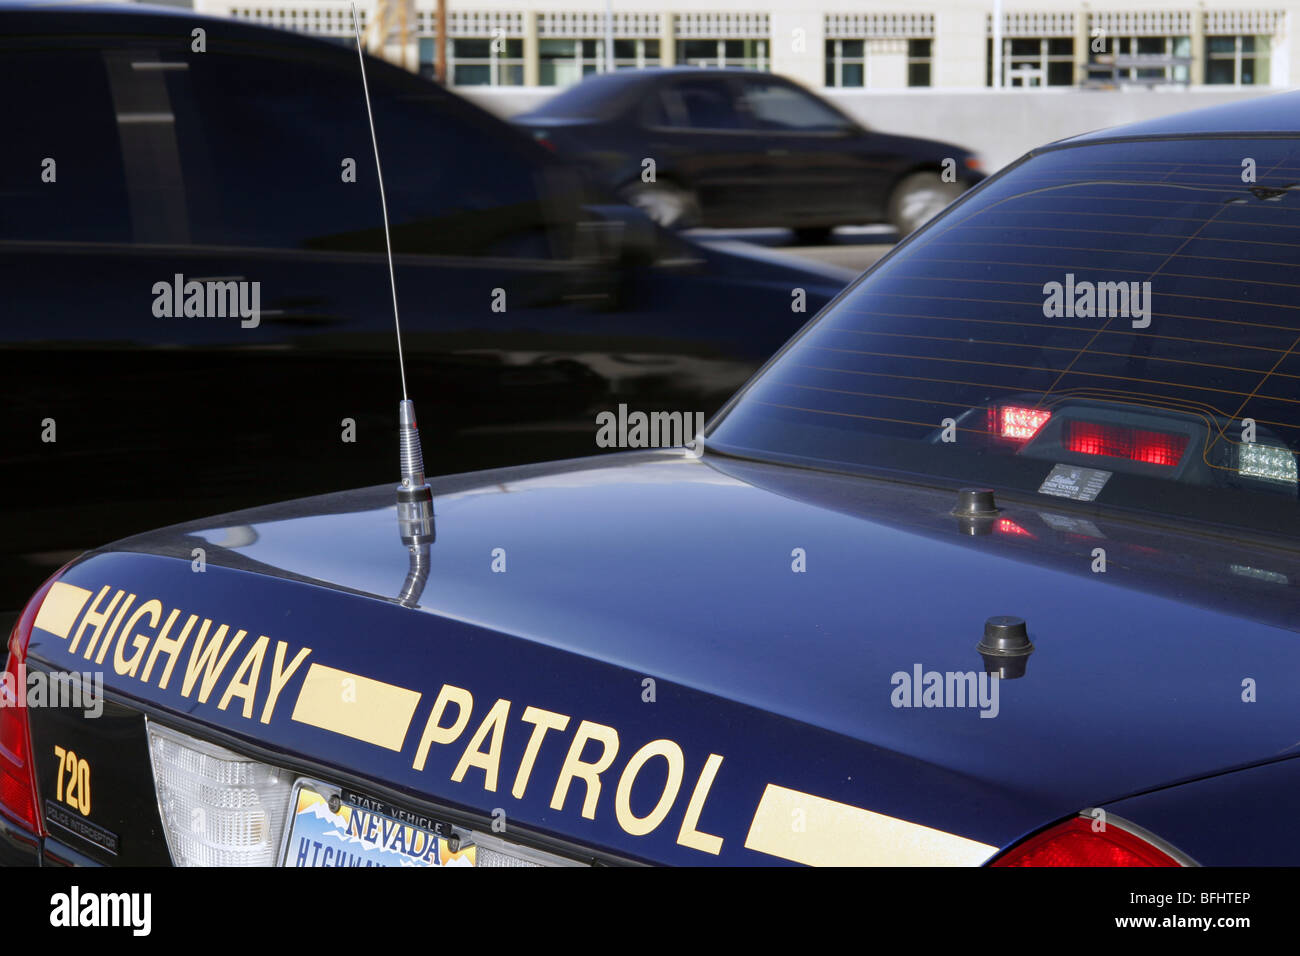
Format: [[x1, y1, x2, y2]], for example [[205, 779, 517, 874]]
[[1078, 809, 1201, 867]]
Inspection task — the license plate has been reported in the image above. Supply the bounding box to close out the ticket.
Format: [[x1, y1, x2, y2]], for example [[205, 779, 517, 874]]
[[279, 781, 476, 867]]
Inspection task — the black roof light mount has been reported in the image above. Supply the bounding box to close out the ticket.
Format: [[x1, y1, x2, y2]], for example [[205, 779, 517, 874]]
[[978, 615, 1034, 680], [953, 487, 999, 536]]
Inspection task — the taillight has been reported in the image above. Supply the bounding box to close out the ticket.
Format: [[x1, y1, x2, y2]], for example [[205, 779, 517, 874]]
[[990, 815, 1190, 867], [1064, 421, 1188, 467], [0, 573, 64, 835], [992, 405, 1051, 441]]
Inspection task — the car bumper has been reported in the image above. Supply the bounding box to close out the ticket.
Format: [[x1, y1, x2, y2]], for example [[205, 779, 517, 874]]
[[0, 813, 41, 865], [0, 813, 110, 866]]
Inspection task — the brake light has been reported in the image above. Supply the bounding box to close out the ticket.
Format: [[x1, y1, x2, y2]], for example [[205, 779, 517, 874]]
[[0, 573, 64, 835], [1064, 421, 1188, 467], [994, 405, 1052, 441], [995, 518, 1034, 538], [990, 816, 1187, 867]]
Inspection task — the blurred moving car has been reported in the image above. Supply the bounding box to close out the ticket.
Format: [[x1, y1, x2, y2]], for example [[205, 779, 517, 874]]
[[0, 3, 853, 621], [512, 67, 986, 240], [6, 94, 1300, 867]]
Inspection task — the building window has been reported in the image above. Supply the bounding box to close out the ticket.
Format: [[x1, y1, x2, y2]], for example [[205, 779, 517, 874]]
[[539, 39, 595, 85], [424, 37, 524, 86], [675, 38, 768, 70], [536, 38, 660, 85], [825, 38, 930, 88], [987, 37, 1074, 86], [907, 38, 933, 86], [825, 39, 865, 86], [1091, 35, 1191, 84], [1206, 35, 1271, 85], [614, 38, 661, 70]]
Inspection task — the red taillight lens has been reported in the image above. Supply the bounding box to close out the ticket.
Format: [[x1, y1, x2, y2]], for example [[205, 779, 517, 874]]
[[0, 574, 62, 835], [1064, 421, 1188, 467], [996, 406, 1052, 441], [990, 817, 1185, 867]]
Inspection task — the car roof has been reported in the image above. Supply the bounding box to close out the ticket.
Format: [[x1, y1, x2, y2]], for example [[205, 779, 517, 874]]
[[1053, 89, 1300, 149], [2, 0, 208, 23], [0, 1, 339, 53], [517, 66, 800, 120]]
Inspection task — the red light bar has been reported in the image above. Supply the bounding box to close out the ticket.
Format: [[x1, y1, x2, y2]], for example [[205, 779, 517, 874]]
[[1064, 421, 1188, 467], [997, 406, 1051, 441]]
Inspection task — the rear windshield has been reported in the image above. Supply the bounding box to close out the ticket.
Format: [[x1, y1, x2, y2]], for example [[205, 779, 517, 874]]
[[709, 137, 1300, 540]]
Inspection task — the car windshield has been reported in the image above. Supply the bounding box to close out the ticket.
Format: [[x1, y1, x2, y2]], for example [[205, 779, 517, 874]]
[[709, 137, 1300, 540]]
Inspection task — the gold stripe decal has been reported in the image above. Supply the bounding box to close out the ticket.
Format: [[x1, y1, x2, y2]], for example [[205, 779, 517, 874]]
[[744, 784, 997, 866], [291, 663, 421, 752], [33, 582, 94, 639]]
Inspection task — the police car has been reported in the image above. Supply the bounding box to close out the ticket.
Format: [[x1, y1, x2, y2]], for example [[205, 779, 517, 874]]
[[4, 94, 1300, 867]]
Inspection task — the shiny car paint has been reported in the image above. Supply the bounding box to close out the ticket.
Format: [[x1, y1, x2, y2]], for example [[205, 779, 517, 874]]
[[16, 450, 1300, 865]]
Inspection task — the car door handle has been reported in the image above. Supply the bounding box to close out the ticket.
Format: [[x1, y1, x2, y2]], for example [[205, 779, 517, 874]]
[[767, 148, 790, 156]]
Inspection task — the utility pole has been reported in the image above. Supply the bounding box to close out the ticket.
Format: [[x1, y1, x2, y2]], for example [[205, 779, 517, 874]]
[[399, 0, 408, 70], [436, 0, 447, 83]]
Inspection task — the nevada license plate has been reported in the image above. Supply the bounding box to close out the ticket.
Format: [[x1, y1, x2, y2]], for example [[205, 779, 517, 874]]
[[280, 781, 476, 867]]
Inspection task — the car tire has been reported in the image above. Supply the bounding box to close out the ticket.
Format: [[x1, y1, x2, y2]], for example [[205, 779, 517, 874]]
[[619, 180, 701, 229], [793, 226, 833, 245], [887, 171, 964, 237]]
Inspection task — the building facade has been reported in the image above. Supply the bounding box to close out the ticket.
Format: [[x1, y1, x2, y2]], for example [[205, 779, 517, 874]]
[[200, 1, 1295, 90]]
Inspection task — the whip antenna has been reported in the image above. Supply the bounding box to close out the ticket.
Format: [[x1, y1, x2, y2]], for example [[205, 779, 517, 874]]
[[350, 0, 407, 401], [349, 1, 434, 590]]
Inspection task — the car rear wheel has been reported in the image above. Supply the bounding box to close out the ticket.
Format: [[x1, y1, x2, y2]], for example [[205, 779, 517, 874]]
[[619, 181, 700, 229], [888, 172, 964, 237]]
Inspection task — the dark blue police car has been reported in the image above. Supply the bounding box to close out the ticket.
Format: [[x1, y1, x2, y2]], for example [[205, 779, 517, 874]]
[[4, 93, 1299, 866]]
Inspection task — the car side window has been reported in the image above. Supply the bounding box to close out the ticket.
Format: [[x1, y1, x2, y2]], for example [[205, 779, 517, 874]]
[[160, 47, 557, 258], [0, 50, 132, 242], [659, 78, 747, 130], [738, 78, 852, 132]]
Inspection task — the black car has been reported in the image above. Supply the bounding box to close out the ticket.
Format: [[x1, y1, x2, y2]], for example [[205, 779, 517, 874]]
[[0, 3, 853, 621], [512, 67, 986, 240]]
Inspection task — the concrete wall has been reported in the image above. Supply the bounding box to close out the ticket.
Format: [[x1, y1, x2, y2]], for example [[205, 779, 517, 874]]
[[465, 86, 1280, 171]]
